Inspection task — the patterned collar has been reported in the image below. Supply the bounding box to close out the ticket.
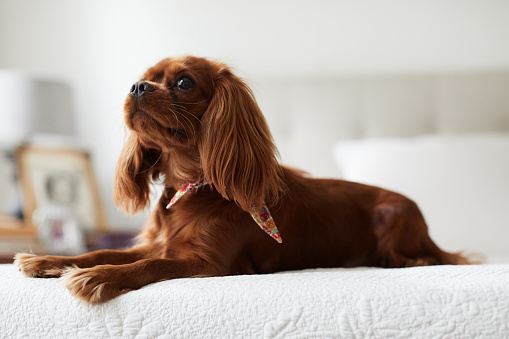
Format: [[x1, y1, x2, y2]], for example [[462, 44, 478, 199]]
[[166, 180, 282, 243]]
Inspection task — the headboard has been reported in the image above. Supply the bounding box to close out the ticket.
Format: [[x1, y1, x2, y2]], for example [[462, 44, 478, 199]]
[[252, 71, 509, 177]]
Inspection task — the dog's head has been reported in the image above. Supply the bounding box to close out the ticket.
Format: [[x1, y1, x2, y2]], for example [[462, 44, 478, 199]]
[[114, 56, 284, 214]]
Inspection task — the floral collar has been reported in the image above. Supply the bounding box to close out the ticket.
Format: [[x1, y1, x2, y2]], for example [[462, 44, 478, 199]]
[[166, 180, 282, 243]]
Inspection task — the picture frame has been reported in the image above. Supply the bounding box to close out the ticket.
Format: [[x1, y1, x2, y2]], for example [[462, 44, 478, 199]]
[[16, 145, 107, 234]]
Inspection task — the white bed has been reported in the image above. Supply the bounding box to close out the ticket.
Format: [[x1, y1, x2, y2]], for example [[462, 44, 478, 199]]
[[2, 71, 509, 338], [1, 264, 509, 338]]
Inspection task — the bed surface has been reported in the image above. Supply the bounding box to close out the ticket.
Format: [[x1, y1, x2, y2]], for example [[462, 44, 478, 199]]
[[1, 263, 508, 338]]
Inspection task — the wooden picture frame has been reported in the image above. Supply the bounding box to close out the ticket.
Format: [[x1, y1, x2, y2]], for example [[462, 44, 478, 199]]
[[16, 145, 107, 234]]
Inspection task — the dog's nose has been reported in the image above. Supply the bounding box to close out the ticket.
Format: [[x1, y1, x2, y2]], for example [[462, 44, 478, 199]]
[[130, 81, 155, 98]]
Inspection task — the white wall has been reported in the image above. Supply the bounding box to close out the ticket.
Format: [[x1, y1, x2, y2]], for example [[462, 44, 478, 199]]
[[1, 0, 509, 230]]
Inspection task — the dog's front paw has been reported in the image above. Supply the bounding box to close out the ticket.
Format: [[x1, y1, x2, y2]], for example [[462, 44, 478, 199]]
[[61, 266, 131, 304], [14, 253, 66, 278]]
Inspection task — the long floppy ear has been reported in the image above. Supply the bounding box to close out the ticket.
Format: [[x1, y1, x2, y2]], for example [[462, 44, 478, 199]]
[[113, 133, 163, 214], [199, 68, 285, 211]]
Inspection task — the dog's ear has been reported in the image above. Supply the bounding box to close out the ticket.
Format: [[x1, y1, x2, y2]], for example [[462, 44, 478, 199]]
[[199, 68, 285, 212], [113, 133, 163, 214]]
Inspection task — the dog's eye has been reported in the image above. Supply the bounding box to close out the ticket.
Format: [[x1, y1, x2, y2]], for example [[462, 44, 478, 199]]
[[176, 76, 194, 90]]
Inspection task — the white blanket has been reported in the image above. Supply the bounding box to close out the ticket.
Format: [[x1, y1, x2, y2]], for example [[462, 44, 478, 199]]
[[1, 264, 508, 338]]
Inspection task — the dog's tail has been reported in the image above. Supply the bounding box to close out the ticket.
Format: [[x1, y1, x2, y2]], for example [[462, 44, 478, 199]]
[[424, 237, 483, 265], [439, 249, 484, 265]]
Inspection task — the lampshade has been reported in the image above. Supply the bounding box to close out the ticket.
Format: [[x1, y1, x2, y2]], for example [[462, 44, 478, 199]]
[[0, 70, 75, 143]]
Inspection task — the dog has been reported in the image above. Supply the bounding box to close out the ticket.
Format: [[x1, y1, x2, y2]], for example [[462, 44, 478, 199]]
[[14, 56, 468, 304]]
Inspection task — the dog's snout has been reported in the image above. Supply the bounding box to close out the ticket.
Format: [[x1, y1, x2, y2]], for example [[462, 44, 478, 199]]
[[130, 81, 155, 98]]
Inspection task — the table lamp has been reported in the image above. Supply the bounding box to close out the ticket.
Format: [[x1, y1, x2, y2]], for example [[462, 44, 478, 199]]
[[0, 70, 75, 144]]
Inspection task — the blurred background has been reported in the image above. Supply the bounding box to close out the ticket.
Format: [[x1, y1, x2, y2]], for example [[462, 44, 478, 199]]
[[0, 0, 508, 261]]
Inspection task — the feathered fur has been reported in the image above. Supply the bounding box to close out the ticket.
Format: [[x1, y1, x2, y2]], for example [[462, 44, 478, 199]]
[[14, 56, 469, 304]]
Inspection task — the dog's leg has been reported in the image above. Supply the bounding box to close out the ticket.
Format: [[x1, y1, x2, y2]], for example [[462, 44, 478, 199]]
[[372, 194, 469, 267], [61, 258, 217, 304], [14, 246, 148, 278]]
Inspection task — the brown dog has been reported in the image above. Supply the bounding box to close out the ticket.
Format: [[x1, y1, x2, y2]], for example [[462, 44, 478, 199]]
[[15, 56, 468, 304]]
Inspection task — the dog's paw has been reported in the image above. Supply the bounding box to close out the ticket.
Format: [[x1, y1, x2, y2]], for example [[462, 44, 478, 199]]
[[61, 266, 131, 304], [14, 253, 65, 278]]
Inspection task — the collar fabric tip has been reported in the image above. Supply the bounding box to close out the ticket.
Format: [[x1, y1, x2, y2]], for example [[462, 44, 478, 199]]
[[250, 203, 283, 244]]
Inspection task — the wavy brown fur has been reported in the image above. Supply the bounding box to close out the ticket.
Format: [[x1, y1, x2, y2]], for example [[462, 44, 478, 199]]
[[14, 56, 469, 304]]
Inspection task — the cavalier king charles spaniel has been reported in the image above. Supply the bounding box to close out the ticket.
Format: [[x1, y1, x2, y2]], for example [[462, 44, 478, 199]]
[[15, 56, 468, 304]]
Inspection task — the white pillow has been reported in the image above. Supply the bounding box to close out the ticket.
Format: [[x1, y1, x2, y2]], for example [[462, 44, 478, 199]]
[[333, 133, 509, 263]]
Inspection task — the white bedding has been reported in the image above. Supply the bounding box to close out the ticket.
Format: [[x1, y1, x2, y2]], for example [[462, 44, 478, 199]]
[[1, 264, 508, 338]]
